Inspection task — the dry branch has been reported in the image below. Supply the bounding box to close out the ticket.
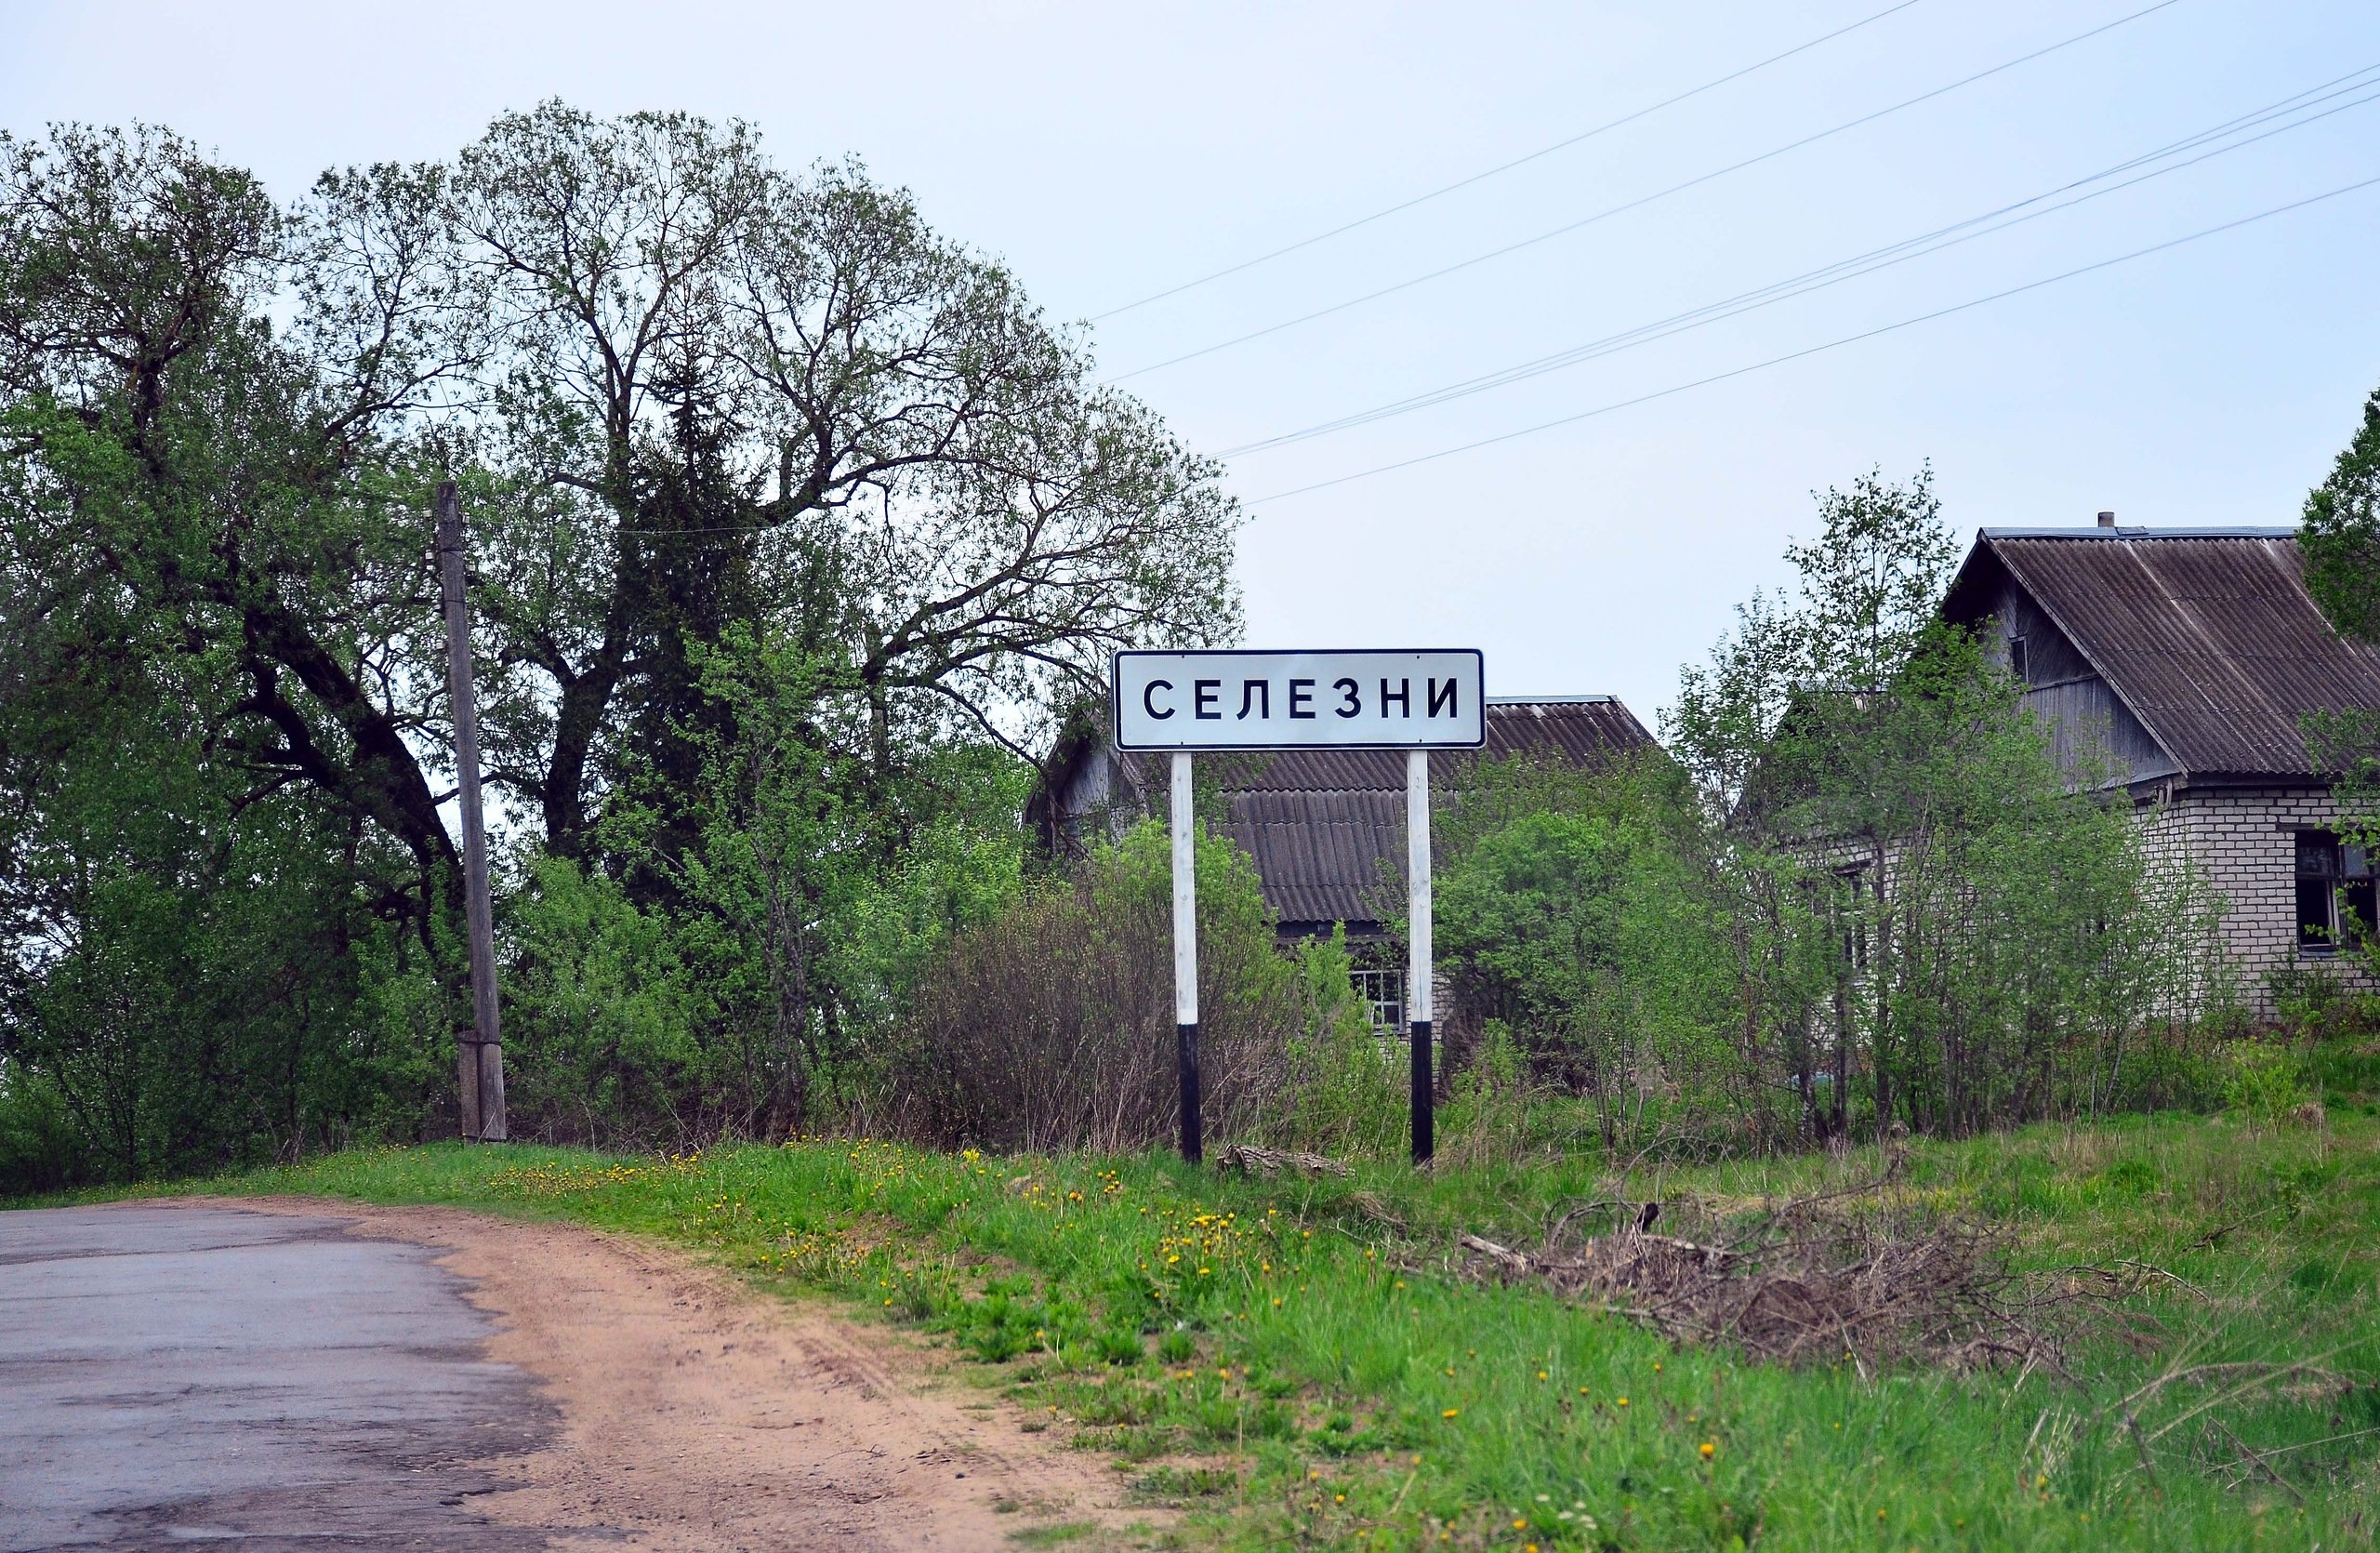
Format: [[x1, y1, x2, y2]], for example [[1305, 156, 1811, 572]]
[[1456, 1174, 2111, 1374], [1219, 1144, 1350, 1179]]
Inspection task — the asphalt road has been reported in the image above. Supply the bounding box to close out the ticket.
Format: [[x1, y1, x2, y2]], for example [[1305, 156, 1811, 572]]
[[0, 1203, 559, 1551]]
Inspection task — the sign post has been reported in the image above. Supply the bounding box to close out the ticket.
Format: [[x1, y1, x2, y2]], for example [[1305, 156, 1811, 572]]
[[1171, 750, 1201, 1164], [1114, 649, 1483, 1164], [1407, 749, 1434, 1164]]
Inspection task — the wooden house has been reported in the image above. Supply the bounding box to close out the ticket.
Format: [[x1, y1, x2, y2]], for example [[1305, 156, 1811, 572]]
[[1028, 695, 1658, 1025]]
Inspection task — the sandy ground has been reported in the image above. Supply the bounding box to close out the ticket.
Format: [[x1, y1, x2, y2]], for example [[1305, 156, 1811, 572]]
[[227, 1198, 1162, 1551]]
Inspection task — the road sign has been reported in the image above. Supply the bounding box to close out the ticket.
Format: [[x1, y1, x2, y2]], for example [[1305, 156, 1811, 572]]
[[1117, 647, 1482, 1167], [1113, 649, 1485, 751]]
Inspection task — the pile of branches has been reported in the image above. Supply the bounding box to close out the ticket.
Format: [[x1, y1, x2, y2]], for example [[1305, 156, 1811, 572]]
[[1457, 1162, 2121, 1375]]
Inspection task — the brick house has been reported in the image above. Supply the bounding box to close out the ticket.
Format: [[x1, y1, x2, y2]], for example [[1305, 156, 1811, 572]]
[[1939, 521, 2380, 1009]]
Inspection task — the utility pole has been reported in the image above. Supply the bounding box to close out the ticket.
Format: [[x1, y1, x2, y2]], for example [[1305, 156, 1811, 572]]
[[436, 481, 507, 1143]]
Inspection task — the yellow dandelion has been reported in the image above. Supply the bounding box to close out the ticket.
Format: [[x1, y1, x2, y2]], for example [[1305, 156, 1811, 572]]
[[1700, 1441, 1716, 1458], [1441, 1408, 1460, 1419]]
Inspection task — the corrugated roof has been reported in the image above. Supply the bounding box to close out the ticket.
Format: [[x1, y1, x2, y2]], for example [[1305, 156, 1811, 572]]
[[1957, 529, 2380, 779], [1208, 697, 1655, 796], [1223, 790, 1406, 928], [1219, 697, 1657, 927]]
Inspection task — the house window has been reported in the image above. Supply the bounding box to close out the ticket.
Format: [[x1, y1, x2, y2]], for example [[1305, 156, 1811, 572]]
[[2008, 634, 2030, 683], [2295, 830, 2377, 953], [1350, 968, 1404, 1033]]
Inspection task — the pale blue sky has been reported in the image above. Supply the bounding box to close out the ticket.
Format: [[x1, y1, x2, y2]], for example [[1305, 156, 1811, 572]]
[[7, 1, 2377, 728]]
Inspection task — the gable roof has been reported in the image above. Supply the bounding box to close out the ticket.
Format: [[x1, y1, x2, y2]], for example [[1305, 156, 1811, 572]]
[[1941, 526, 2380, 780]]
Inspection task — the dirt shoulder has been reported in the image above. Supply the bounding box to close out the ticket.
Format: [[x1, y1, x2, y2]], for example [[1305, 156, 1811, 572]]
[[226, 1197, 1165, 1552]]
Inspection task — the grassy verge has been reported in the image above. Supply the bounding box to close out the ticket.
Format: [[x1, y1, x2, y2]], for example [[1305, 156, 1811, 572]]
[[31, 1112, 2380, 1550]]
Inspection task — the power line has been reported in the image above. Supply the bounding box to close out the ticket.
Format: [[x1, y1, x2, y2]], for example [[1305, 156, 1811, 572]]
[[1221, 63, 2380, 458], [1107, 0, 2188, 384], [1243, 170, 2380, 506], [1087, 0, 1933, 323]]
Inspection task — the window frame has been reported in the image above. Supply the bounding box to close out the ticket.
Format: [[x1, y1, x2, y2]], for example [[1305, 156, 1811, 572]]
[[2295, 829, 2376, 955]]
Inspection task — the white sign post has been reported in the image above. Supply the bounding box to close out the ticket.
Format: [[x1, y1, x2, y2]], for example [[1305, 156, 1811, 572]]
[[1114, 648, 1484, 1164]]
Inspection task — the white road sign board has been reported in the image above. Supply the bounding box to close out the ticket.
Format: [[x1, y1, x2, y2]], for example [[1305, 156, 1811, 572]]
[[1112, 649, 1485, 751]]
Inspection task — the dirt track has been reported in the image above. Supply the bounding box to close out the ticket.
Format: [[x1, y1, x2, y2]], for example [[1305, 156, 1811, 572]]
[[257, 1199, 1160, 1550], [2, 1198, 1159, 1551]]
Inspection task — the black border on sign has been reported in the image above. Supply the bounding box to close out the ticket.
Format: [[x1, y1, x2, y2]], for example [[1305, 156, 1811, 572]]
[[1109, 647, 1488, 751]]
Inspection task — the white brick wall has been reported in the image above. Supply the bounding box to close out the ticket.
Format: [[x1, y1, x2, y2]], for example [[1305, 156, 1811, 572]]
[[2135, 784, 2373, 1018]]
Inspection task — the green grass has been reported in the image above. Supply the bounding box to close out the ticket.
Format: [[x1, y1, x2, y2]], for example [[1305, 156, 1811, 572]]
[[33, 1112, 2380, 1550]]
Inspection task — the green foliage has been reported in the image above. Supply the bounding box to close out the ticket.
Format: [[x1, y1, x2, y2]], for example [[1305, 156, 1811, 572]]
[[502, 628, 1038, 1147], [1415, 465, 2239, 1161], [1436, 756, 1731, 1145], [2219, 1042, 2312, 1123], [1269, 928, 1405, 1160], [0, 112, 1236, 1175], [2297, 385, 2380, 870], [150, 1112, 2380, 1549], [503, 856, 713, 1147], [2298, 383, 2380, 644]]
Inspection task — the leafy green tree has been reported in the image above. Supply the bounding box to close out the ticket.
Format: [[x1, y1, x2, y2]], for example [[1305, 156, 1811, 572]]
[[431, 105, 1239, 857], [1658, 468, 2225, 1144], [2299, 385, 2380, 643], [1435, 757, 1732, 1146], [0, 111, 1239, 1177], [2298, 387, 2380, 865]]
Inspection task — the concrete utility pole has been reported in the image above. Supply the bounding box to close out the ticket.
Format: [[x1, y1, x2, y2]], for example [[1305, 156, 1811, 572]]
[[436, 481, 508, 1143]]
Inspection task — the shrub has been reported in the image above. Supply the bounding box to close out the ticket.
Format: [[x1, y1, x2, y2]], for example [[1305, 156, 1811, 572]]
[[880, 820, 1310, 1153], [1263, 927, 1406, 1160], [2222, 1042, 2312, 1123]]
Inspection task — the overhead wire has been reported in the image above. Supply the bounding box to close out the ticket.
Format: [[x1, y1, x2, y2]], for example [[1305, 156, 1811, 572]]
[[1219, 62, 2380, 458], [1105, 0, 2189, 384], [1087, 0, 1933, 322], [1242, 170, 2380, 506]]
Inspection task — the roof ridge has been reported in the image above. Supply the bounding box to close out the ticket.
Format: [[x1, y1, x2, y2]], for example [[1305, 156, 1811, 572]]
[[1979, 525, 2297, 540]]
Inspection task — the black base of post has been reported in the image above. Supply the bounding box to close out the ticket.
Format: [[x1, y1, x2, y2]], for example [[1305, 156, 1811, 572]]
[[1410, 1018, 1434, 1164], [1178, 1021, 1204, 1164]]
